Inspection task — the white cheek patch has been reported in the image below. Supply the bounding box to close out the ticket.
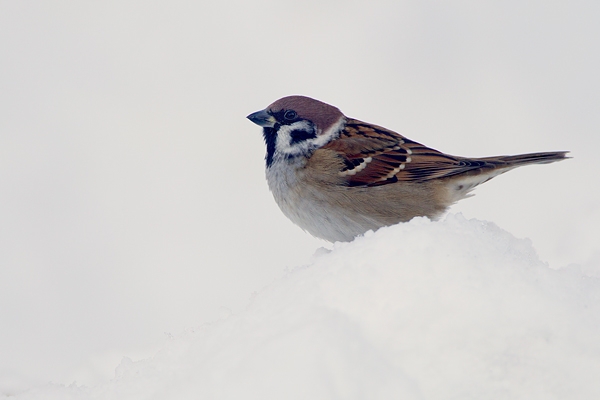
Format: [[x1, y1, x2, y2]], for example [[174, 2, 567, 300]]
[[275, 120, 314, 156], [274, 117, 344, 159]]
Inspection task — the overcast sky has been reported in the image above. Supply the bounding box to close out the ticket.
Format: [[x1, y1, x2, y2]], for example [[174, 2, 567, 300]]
[[1, 0, 599, 391]]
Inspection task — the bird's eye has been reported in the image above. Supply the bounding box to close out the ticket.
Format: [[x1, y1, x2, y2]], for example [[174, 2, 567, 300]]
[[283, 110, 297, 121]]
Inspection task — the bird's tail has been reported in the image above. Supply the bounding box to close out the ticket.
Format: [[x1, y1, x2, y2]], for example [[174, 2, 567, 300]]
[[478, 151, 570, 167], [444, 151, 569, 203]]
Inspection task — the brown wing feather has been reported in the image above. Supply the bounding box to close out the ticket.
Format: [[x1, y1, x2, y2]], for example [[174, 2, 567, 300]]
[[322, 118, 490, 187]]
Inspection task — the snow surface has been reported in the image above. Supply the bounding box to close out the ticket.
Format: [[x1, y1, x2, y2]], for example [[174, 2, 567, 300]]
[[6, 214, 600, 400]]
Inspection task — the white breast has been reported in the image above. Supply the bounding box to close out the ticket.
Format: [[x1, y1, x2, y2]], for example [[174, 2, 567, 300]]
[[265, 158, 380, 242]]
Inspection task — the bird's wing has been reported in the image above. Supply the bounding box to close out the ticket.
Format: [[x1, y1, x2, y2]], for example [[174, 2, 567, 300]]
[[322, 118, 491, 187]]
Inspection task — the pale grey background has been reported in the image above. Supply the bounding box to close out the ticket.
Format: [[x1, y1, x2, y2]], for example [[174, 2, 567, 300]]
[[1, 0, 598, 391]]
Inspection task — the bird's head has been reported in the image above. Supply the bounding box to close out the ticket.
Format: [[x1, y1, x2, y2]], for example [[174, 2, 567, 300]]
[[247, 95, 345, 167]]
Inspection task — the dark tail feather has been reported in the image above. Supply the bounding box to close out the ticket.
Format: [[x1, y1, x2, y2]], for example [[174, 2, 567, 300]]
[[445, 151, 570, 202], [479, 151, 570, 167]]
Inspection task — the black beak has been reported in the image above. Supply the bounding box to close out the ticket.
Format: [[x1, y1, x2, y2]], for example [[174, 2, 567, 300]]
[[247, 109, 276, 128]]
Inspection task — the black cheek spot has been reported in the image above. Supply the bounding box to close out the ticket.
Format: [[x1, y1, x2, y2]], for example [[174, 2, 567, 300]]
[[289, 130, 317, 145]]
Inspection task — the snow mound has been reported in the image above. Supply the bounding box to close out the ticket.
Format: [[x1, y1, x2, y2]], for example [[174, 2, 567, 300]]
[[8, 215, 600, 399]]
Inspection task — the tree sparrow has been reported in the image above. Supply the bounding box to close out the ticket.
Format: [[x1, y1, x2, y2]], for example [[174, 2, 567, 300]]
[[247, 95, 568, 242]]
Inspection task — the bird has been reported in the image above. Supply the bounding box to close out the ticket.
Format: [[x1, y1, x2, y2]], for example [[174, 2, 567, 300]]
[[247, 95, 568, 242]]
